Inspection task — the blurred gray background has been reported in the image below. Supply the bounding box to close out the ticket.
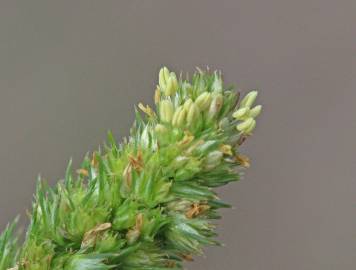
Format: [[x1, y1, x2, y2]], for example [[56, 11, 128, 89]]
[[0, 1, 355, 269]]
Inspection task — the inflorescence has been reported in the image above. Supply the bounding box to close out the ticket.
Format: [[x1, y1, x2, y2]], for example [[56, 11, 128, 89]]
[[0, 67, 262, 270]]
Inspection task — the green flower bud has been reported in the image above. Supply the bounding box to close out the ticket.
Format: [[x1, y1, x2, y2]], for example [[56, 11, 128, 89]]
[[95, 233, 123, 253], [240, 90, 258, 108], [219, 117, 230, 130], [167, 200, 192, 212], [171, 155, 189, 169], [159, 100, 174, 123], [172, 105, 187, 127], [236, 118, 256, 134], [175, 157, 201, 180], [182, 81, 193, 94], [227, 133, 241, 145], [112, 201, 138, 230], [204, 150, 223, 169], [195, 92, 212, 111], [186, 102, 200, 126], [66, 254, 112, 269], [249, 105, 262, 118], [232, 107, 249, 120], [211, 71, 223, 92], [208, 93, 224, 119]]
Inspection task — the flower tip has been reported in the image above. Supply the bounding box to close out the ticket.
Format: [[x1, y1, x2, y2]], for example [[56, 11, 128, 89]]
[[236, 118, 256, 134], [250, 105, 262, 118], [241, 90, 258, 108], [232, 107, 249, 120]]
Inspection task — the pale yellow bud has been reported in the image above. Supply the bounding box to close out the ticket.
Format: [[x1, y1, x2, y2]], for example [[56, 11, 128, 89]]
[[195, 92, 212, 111], [164, 74, 178, 96], [165, 77, 174, 96], [232, 107, 249, 120], [208, 93, 224, 119], [172, 105, 187, 127], [163, 67, 170, 81], [176, 109, 187, 127], [158, 66, 170, 89], [171, 107, 180, 126], [245, 119, 256, 134], [159, 68, 166, 89], [183, 98, 193, 111], [240, 90, 258, 108], [249, 105, 262, 118], [159, 67, 178, 96], [186, 102, 200, 126], [159, 100, 174, 123], [236, 118, 256, 134]]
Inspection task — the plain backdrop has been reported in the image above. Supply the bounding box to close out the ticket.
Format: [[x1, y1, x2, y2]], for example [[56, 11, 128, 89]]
[[0, 1, 355, 269]]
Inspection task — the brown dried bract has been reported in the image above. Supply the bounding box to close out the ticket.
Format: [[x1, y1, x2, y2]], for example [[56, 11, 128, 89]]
[[185, 203, 210, 219], [135, 213, 144, 231], [219, 144, 233, 156], [126, 213, 144, 244], [123, 163, 133, 188], [138, 103, 155, 118], [81, 223, 112, 248], [237, 134, 247, 146], [181, 253, 194, 262], [91, 152, 99, 168], [128, 149, 144, 172], [178, 131, 194, 147], [165, 260, 177, 267], [76, 168, 89, 177], [185, 139, 204, 155], [154, 87, 161, 104], [235, 154, 250, 168]]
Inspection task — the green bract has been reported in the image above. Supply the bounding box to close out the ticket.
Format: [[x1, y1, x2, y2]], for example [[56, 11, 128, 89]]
[[0, 67, 262, 270]]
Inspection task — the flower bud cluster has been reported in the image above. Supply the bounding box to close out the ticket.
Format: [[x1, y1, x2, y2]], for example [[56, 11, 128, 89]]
[[233, 91, 262, 134], [158, 67, 179, 96], [158, 88, 226, 131]]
